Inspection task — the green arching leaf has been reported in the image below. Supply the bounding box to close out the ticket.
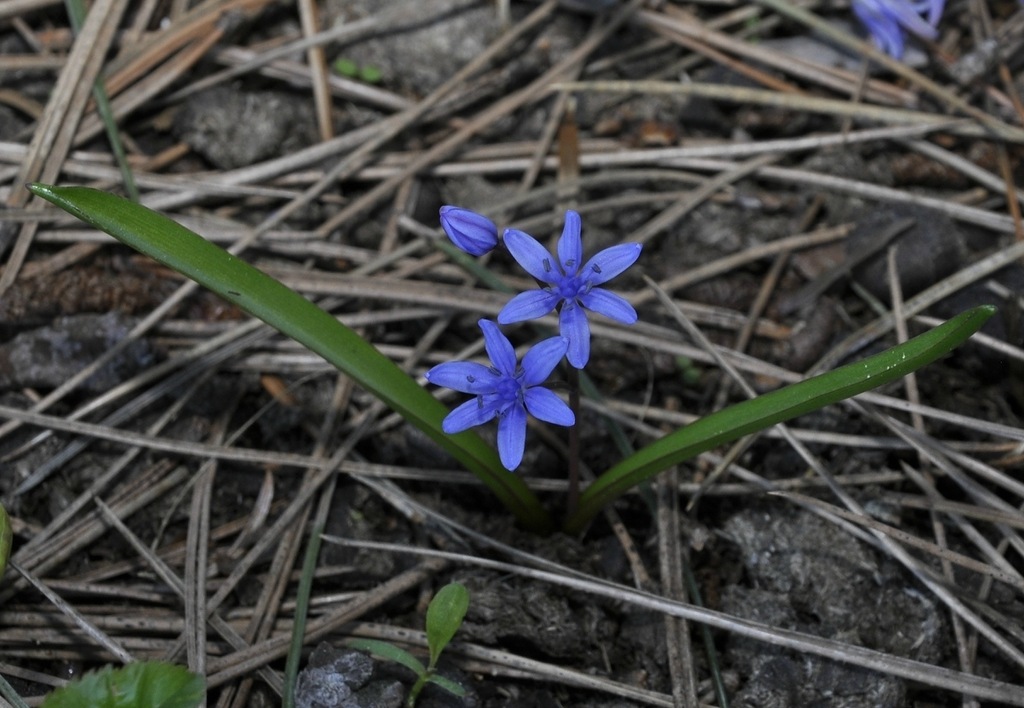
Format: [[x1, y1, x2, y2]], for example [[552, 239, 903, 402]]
[[40, 662, 203, 708], [27, 184, 551, 534], [425, 583, 469, 668], [349, 639, 427, 677], [0, 503, 11, 582], [564, 305, 997, 534], [426, 673, 466, 696]]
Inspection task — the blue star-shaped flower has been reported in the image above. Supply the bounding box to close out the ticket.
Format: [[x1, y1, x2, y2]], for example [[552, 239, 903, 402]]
[[440, 205, 498, 256], [425, 319, 574, 471], [497, 210, 641, 369], [852, 0, 944, 59]]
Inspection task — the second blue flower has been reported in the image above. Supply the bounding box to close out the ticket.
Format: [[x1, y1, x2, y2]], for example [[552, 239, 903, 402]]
[[425, 319, 574, 471]]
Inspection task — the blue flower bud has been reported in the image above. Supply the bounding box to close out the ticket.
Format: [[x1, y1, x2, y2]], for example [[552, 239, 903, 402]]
[[440, 206, 498, 256]]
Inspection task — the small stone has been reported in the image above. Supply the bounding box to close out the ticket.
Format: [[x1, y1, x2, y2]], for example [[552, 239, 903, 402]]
[[294, 671, 353, 708], [0, 313, 154, 393], [306, 643, 374, 686], [295, 644, 407, 708], [173, 86, 314, 169], [849, 205, 966, 302]]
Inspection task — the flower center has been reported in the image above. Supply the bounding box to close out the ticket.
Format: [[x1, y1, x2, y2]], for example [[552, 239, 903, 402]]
[[495, 376, 522, 403], [555, 274, 587, 301]]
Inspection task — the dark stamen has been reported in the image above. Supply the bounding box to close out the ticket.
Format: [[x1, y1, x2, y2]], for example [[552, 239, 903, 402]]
[[591, 263, 602, 274], [543, 258, 551, 273]]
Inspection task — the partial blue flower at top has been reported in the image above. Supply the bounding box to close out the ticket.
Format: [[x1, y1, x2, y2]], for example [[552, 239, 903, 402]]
[[440, 206, 498, 256], [498, 210, 642, 369], [852, 0, 945, 59], [425, 319, 574, 471]]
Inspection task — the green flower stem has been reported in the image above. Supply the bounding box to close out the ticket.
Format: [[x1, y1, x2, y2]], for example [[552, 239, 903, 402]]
[[63, 0, 138, 202], [563, 305, 996, 534], [283, 476, 334, 708], [567, 365, 581, 516], [28, 184, 552, 534]]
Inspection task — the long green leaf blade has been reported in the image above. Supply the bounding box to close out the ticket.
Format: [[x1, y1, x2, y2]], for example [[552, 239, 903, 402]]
[[28, 184, 551, 533], [565, 305, 996, 533]]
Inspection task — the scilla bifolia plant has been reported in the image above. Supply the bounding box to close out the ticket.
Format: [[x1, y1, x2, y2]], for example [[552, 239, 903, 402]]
[[28, 184, 995, 534], [434, 207, 640, 509]]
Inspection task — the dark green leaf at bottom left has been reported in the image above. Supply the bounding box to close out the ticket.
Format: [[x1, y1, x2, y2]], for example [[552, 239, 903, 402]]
[[41, 662, 204, 708]]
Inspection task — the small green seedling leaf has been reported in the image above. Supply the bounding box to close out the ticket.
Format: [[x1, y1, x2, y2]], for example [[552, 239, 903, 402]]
[[426, 582, 469, 668], [359, 65, 382, 83], [427, 674, 466, 697], [332, 58, 382, 83], [0, 503, 11, 582], [675, 355, 701, 385], [349, 639, 427, 677], [349, 583, 471, 707], [40, 662, 203, 708], [333, 57, 359, 77]]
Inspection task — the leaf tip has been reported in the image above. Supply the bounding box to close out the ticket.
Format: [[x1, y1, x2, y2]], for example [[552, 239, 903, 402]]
[[26, 182, 64, 206], [960, 304, 998, 333]]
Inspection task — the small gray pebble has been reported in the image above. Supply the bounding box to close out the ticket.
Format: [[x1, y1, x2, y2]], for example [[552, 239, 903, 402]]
[[295, 671, 352, 708], [0, 313, 153, 393], [295, 644, 404, 708]]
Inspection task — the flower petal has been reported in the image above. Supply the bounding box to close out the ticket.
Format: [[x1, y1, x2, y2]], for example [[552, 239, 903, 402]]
[[852, 0, 906, 56], [524, 387, 575, 427], [503, 228, 560, 284], [425, 361, 500, 394], [579, 288, 638, 325], [557, 210, 583, 276], [478, 319, 516, 376], [581, 243, 641, 286], [559, 300, 591, 369], [497, 403, 527, 470], [520, 336, 568, 386], [440, 206, 498, 256], [497, 289, 559, 324], [885, 0, 940, 38], [442, 396, 498, 433]]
